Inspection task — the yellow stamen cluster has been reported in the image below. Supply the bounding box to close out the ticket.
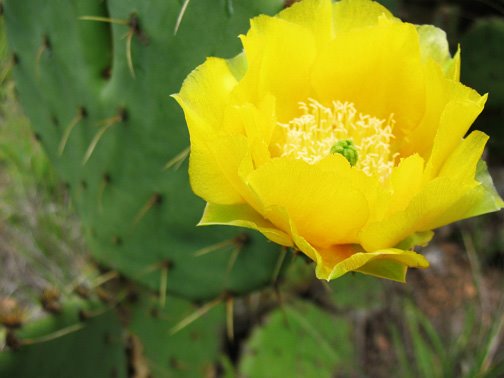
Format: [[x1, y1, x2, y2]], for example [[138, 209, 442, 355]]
[[277, 99, 398, 179]]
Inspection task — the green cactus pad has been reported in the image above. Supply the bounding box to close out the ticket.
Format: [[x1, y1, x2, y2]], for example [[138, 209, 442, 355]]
[[127, 293, 225, 378], [0, 298, 126, 378], [4, 0, 286, 301], [329, 273, 385, 311], [239, 300, 356, 378]]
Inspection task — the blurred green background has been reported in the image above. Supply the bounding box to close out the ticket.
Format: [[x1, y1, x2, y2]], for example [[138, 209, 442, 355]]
[[0, 0, 503, 377]]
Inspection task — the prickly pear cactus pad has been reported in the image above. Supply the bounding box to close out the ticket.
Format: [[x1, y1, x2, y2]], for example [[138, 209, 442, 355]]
[[239, 300, 356, 377], [328, 274, 385, 311], [0, 299, 126, 378], [174, 0, 504, 283], [127, 293, 226, 378], [4, 0, 286, 300]]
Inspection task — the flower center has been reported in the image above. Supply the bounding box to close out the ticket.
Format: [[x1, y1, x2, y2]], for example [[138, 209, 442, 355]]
[[276, 99, 398, 179]]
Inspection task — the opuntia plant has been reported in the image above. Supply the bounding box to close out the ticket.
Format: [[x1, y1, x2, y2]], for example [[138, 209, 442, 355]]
[[2, 0, 290, 375], [3, 0, 286, 301]]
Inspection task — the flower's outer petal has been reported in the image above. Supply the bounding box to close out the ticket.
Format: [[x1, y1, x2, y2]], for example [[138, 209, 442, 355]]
[[312, 19, 425, 134], [291, 233, 354, 278], [328, 249, 429, 282], [281, 215, 353, 277], [438, 130, 488, 180], [238, 15, 317, 121], [401, 43, 462, 158], [174, 57, 237, 131], [332, 0, 393, 33], [226, 53, 248, 81], [429, 181, 503, 231], [361, 177, 474, 251], [429, 131, 504, 226], [199, 202, 293, 247], [417, 24, 459, 78], [361, 131, 495, 250], [352, 251, 429, 282], [356, 260, 409, 282], [177, 66, 253, 203], [246, 155, 369, 248], [468, 161, 504, 216], [188, 135, 250, 205], [175, 58, 279, 206], [290, 229, 428, 282], [425, 85, 487, 179], [278, 0, 333, 46], [389, 131, 488, 223], [396, 230, 434, 250]]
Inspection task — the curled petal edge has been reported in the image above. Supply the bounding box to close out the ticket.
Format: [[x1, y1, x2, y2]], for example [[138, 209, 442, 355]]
[[201, 201, 430, 284], [199, 202, 293, 247], [292, 231, 429, 283]]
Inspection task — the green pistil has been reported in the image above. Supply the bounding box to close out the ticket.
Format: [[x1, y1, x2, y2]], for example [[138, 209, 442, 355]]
[[330, 139, 358, 166]]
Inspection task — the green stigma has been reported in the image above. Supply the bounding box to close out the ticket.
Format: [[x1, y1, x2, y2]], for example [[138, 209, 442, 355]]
[[330, 139, 358, 166]]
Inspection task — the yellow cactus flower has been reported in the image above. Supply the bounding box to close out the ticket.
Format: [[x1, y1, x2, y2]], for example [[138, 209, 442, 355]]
[[174, 0, 504, 282]]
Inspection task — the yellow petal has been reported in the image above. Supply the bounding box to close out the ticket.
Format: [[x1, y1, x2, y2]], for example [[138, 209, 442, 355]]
[[425, 84, 487, 179], [438, 130, 488, 180], [189, 134, 252, 205], [332, 0, 393, 33], [465, 161, 504, 216], [328, 249, 428, 282], [387, 154, 425, 215], [360, 177, 470, 251], [352, 250, 429, 282], [279, 0, 333, 46], [396, 230, 434, 250], [246, 155, 369, 248], [199, 202, 293, 247], [399, 60, 449, 157], [289, 228, 428, 282], [478, 161, 504, 210], [238, 14, 317, 121], [174, 57, 237, 131], [417, 24, 459, 79], [311, 18, 425, 134], [427, 160, 504, 228], [225, 96, 276, 168], [292, 234, 354, 278], [359, 148, 502, 252]]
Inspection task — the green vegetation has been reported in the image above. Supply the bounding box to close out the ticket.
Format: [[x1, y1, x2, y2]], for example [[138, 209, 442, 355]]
[[240, 300, 356, 377], [4, 0, 287, 302], [0, 295, 127, 378]]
